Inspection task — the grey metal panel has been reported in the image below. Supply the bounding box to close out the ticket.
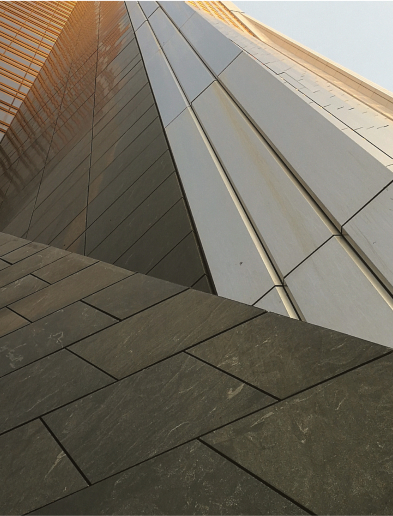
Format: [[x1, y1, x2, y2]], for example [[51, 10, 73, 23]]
[[344, 184, 393, 292], [143, 49, 188, 127], [254, 287, 296, 318], [150, 9, 214, 102], [135, 20, 160, 62], [166, 107, 275, 305], [192, 81, 334, 277], [180, 11, 241, 75], [285, 237, 393, 347], [149, 7, 177, 47], [158, 1, 196, 28], [125, 1, 146, 31], [219, 52, 393, 226], [139, 1, 159, 18]]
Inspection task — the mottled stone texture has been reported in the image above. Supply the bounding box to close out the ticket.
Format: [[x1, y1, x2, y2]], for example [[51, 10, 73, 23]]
[[0, 2, 212, 293], [0, 231, 392, 514]]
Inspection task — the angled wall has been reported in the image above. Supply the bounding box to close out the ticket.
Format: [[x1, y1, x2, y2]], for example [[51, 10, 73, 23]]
[[0, 1, 213, 293]]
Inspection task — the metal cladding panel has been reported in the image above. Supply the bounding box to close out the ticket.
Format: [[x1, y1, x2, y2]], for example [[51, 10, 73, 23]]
[[254, 287, 293, 317], [192, 81, 333, 277], [166, 107, 275, 304], [125, 1, 146, 30], [143, 50, 188, 127], [180, 11, 242, 75], [139, 1, 159, 18], [136, 22, 188, 127], [344, 184, 393, 291], [158, 1, 196, 28], [285, 237, 393, 347], [149, 8, 214, 102], [135, 19, 160, 61], [219, 52, 393, 226]]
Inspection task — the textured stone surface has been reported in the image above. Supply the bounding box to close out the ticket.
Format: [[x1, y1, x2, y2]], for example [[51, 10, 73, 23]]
[[0, 302, 116, 377], [0, 306, 28, 338], [203, 353, 393, 515], [34, 253, 98, 283], [71, 289, 263, 378], [0, 420, 86, 515], [9, 262, 132, 321], [0, 349, 113, 433], [33, 441, 305, 515], [0, 274, 47, 309], [84, 273, 186, 319], [44, 353, 272, 483], [190, 313, 389, 398]]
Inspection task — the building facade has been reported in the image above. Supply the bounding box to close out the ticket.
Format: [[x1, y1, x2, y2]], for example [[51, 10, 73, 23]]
[[1, 3, 393, 515]]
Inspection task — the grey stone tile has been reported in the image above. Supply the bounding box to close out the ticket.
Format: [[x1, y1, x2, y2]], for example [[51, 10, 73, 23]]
[[148, 232, 206, 287], [0, 246, 68, 288], [84, 273, 185, 320], [2, 241, 48, 263], [0, 306, 28, 338], [0, 274, 47, 309], [32, 440, 305, 515], [71, 289, 263, 378], [0, 302, 116, 377], [9, 262, 132, 321], [115, 199, 193, 273], [0, 236, 29, 256], [44, 353, 272, 483], [0, 349, 113, 433], [0, 258, 9, 270], [0, 420, 87, 515], [34, 254, 98, 284], [203, 353, 393, 515], [190, 313, 389, 398], [0, 232, 20, 246]]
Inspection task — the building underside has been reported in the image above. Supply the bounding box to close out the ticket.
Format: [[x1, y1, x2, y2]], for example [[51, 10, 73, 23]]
[[0, 2, 393, 514]]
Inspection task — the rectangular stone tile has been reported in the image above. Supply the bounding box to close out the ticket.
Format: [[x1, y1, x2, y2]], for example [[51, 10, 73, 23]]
[[2, 241, 49, 263], [84, 273, 185, 320], [71, 289, 263, 378], [0, 420, 87, 515], [0, 246, 68, 288], [203, 353, 393, 515], [190, 313, 389, 399], [0, 302, 116, 377], [0, 236, 29, 256], [192, 275, 213, 294], [0, 274, 47, 310], [0, 258, 9, 270], [0, 307, 28, 338], [34, 254, 98, 284], [9, 262, 132, 321], [32, 440, 305, 515], [0, 349, 114, 434], [44, 353, 272, 483]]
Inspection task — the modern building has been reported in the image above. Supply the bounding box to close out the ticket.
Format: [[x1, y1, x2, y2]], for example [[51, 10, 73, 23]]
[[1, 2, 393, 514]]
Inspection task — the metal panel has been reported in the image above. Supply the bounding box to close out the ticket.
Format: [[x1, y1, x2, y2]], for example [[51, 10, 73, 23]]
[[344, 184, 393, 292], [180, 11, 241, 75], [219, 52, 393, 226], [139, 1, 159, 18], [166, 107, 275, 304], [158, 1, 196, 28], [143, 49, 189, 127], [150, 9, 214, 102], [192, 81, 334, 277], [254, 287, 296, 318], [285, 237, 393, 347], [135, 19, 160, 62], [125, 1, 146, 31]]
